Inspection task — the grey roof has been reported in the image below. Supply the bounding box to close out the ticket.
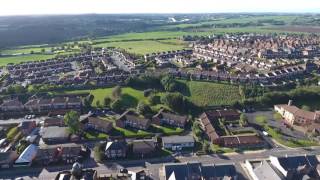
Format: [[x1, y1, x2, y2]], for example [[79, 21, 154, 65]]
[[278, 155, 319, 170], [164, 162, 201, 180], [162, 135, 194, 144], [201, 164, 237, 179], [248, 160, 282, 180], [41, 126, 69, 139], [164, 162, 237, 180]]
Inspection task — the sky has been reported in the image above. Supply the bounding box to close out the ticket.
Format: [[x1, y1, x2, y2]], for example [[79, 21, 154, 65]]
[[0, 0, 319, 16]]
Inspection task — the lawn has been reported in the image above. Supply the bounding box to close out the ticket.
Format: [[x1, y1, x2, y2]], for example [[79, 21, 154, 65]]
[[266, 126, 318, 148], [64, 87, 147, 108], [255, 115, 268, 125], [178, 80, 242, 107], [0, 54, 56, 66], [111, 127, 153, 138], [150, 125, 184, 136], [84, 130, 108, 140], [92, 40, 188, 55]]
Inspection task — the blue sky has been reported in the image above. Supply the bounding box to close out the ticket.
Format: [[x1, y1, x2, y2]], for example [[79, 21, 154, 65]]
[[0, 0, 319, 16]]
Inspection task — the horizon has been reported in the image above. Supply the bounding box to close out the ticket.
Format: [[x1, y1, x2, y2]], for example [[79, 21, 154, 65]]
[[0, 0, 319, 16]]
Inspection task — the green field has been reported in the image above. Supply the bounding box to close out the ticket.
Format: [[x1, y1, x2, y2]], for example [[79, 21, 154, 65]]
[[64, 87, 147, 108], [93, 40, 188, 55], [179, 80, 242, 107], [164, 15, 298, 29], [0, 54, 56, 66]]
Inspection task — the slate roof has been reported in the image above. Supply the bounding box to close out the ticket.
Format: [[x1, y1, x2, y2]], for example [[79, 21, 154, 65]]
[[164, 162, 237, 180], [154, 109, 188, 125], [15, 144, 38, 164], [105, 141, 127, 151], [162, 135, 194, 144], [41, 126, 69, 139]]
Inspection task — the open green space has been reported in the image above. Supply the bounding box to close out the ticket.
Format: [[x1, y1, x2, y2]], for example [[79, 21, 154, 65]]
[[178, 80, 242, 107], [64, 87, 147, 108], [266, 126, 318, 148], [0, 54, 56, 66], [166, 15, 298, 29], [255, 115, 268, 125], [93, 40, 188, 55]]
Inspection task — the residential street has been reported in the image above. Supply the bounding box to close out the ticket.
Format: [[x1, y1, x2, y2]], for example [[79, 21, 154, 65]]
[[2, 145, 320, 179]]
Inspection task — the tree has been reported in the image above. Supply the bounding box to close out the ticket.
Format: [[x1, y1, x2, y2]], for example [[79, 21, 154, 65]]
[[93, 143, 104, 163], [104, 97, 112, 107], [192, 121, 202, 138], [64, 111, 80, 134], [136, 101, 152, 116], [239, 113, 248, 127], [83, 94, 94, 108], [112, 86, 122, 100], [96, 100, 101, 108], [148, 94, 159, 105], [161, 92, 187, 113], [161, 75, 178, 92], [16, 140, 29, 154], [202, 141, 210, 153], [111, 99, 122, 113], [301, 105, 311, 111]]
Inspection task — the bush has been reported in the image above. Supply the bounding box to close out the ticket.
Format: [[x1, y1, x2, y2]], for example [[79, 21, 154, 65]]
[[136, 101, 152, 117], [111, 99, 123, 113], [93, 143, 105, 163], [161, 92, 188, 114], [148, 94, 160, 105], [7, 127, 19, 141]]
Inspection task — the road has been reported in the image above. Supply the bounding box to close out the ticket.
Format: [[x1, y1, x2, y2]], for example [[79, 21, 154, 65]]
[[1, 146, 320, 180]]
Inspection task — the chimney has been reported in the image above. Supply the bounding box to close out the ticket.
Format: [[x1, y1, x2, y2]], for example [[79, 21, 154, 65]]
[[288, 100, 293, 106]]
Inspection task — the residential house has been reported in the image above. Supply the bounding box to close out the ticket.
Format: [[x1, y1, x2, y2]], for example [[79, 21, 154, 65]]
[[162, 135, 194, 151], [24, 99, 40, 112], [0, 99, 24, 111], [52, 97, 67, 109], [38, 98, 53, 111], [14, 144, 39, 167], [0, 151, 19, 168], [222, 135, 266, 148], [160, 161, 237, 180], [152, 109, 188, 128], [43, 117, 65, 127], [198, 112, 221, 144], [84, 117, 113, 134], [67, 97, 82, 109], [270, 155, 320, 180], [132, 138, 157, 157], [274, 101, 320, 125], [54, 163, 98, 180], [244, 159, 283, 180], [35, 143, 82, 165], [105, 140, 127, 159], [18, 121, 36, 136], [41, 126, 70, 144], [116, 110, 151, 130]]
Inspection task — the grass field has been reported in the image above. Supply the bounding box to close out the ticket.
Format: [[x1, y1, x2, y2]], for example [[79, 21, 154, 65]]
[[64, 87, 147, 108], [178, 80, 242, 107], [93, 40, 188, 54], [164, 15, 298, 29], [0, 54, 56, 66]]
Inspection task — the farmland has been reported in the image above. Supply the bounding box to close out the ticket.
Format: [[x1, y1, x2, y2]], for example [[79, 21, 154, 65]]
[[178, 80, 242, 107], [0, 54, 56, 66]]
